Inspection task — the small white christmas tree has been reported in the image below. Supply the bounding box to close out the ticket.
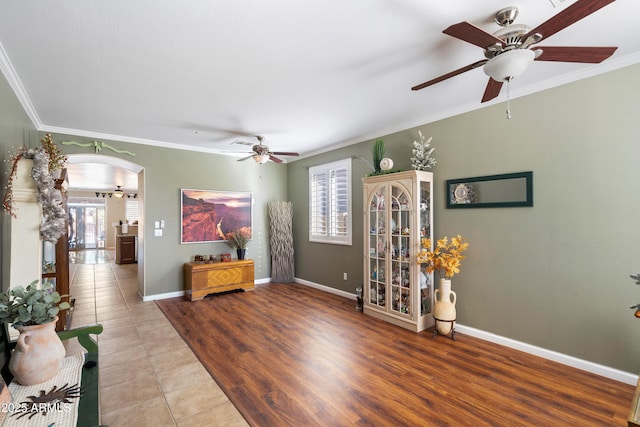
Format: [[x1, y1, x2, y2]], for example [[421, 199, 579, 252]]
[[411, 131, 436, 171]]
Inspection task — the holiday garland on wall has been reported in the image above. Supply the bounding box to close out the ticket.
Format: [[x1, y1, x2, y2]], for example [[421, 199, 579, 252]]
[[2, 134, 68, 243]]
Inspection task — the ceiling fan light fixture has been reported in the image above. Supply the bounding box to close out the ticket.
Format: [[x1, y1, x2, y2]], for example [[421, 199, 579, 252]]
[[483, 49, 535, 82], [253, 154, 269, 164], [113, 185, 125, 198]]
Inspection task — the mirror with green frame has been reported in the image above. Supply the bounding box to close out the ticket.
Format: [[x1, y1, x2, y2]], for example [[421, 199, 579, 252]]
[[446, 171, 533, 208]]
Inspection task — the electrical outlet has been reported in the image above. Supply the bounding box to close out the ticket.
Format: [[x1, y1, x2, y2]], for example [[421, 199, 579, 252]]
[[343, 272, 347, 280]]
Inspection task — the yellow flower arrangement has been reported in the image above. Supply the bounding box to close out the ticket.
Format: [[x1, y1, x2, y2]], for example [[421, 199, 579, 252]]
[[417, 235, 469, 279]]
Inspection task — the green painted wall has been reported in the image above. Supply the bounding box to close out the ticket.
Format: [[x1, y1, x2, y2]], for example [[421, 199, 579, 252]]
[[288, 63, 640, 373], [53, 134, 287, 296]]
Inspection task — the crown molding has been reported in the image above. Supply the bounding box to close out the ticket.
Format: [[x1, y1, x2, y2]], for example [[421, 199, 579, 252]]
[[0, 40, 42, 128]]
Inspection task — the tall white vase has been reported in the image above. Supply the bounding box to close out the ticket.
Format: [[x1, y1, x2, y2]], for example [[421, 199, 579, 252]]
[[434, 278, 456, 335]]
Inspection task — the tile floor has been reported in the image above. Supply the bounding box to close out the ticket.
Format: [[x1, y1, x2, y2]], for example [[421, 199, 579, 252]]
[[64, 249, 249, 427]]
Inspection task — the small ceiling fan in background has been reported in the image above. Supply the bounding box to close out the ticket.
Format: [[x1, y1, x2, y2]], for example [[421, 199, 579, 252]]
[[411, 0, 617, 103], [232, 135, 300, 164]]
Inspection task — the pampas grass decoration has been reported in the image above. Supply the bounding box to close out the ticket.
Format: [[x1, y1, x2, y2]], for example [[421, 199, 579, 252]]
[[268, 201, 294, 282], [372, 139, 385, 174]]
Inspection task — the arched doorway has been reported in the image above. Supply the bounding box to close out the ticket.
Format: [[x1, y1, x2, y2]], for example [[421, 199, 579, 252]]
[[65, 154, 145, 298]]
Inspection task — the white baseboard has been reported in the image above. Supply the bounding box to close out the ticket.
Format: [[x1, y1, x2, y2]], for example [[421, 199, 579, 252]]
[[143, 279, 270, 302], [456, 324, 637, 385], [294, 277, 356, 300], [294, 278, 638, 386], [142, 290, 185, 302]]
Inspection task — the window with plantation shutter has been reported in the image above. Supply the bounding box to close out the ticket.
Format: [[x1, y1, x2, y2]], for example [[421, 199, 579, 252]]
[[125, 199, 140, 222], [309, 158, 352, 245]]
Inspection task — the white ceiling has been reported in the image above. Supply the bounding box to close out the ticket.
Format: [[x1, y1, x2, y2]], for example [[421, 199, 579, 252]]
[[1, 1, 639, 191]]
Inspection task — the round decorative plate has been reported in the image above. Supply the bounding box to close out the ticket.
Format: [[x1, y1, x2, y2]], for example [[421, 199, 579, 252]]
[[454, 184, 468, 200], [380, 157, 393, 171]]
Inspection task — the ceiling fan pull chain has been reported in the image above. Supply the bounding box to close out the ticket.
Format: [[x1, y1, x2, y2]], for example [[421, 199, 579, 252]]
[[506, 78, 512, 119]]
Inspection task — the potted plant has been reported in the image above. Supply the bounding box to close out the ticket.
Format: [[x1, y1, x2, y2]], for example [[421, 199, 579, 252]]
[[225, 228, 251, 260], [372, 138, 385, 174], [0, 280, 70, 385], [417, 235, 469, 336]]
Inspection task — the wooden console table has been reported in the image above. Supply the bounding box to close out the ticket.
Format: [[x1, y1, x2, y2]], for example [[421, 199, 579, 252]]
[[184, 260, 255, 301]]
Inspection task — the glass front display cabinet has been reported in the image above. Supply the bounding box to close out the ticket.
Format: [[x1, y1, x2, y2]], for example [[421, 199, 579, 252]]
[[362, 170, 433, 332]]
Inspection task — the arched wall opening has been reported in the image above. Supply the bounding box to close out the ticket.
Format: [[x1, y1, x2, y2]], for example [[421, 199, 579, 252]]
[[65, 154, 146, 298]]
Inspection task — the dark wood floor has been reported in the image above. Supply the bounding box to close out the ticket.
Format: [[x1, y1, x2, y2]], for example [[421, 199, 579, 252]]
[[156, 282, 634, 426]]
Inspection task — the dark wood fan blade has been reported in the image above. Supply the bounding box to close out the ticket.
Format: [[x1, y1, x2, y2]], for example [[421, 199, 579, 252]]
[[270, 152, 299, 156], [524, 0, 615, 43], [269, 155, 283, 164], [534, 46, 617, 63], [481, 78, 504, 103], [412, 60, 487, 91], [443, 22, 505, 49]]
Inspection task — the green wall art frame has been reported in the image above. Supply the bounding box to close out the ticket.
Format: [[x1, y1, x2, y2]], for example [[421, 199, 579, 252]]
[[446, 171, 533, 208]]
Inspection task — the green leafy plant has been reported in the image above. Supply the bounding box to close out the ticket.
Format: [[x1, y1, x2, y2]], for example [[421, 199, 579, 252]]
[[372, 139, 385, 174], [0, 280, 70, 327], [366, 168, 403, 177]]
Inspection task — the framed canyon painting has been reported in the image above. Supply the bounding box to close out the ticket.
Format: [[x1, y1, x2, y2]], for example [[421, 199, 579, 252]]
[[180, 189, 252, 244]]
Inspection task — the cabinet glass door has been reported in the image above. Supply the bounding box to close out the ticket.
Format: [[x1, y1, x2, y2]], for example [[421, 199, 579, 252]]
[[390, 184, 411, 316], [418, 179, 432, 316], [368, 184, 386, 308]]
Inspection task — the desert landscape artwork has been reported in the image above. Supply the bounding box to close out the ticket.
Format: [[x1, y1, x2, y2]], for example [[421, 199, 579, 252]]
[[181, 189, 252, 244]]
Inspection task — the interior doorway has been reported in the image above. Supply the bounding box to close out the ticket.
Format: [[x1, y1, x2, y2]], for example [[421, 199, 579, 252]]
[[65, 153, 145, 298], [68, 202, 106, 250]]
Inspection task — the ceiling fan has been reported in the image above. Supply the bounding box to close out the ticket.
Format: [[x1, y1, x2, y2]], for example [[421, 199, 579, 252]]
[[233, 135, 300, 164], [411, 0, 617, 103]]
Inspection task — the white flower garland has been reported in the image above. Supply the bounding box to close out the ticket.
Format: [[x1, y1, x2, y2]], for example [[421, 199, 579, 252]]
[[2, 147, 67, 243]]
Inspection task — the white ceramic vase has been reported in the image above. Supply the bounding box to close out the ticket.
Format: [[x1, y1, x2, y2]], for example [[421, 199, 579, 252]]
[[9, 316, 65, 385], [434, 279, 456, 335]]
